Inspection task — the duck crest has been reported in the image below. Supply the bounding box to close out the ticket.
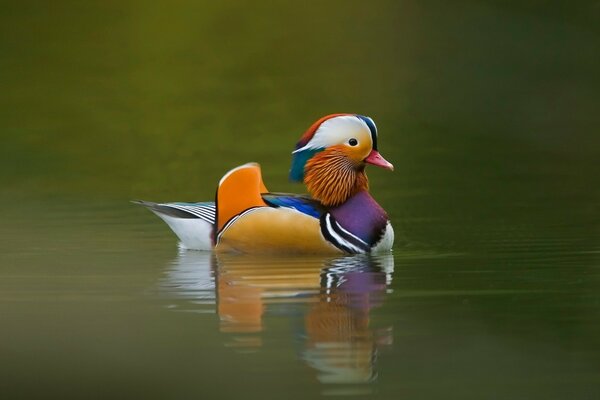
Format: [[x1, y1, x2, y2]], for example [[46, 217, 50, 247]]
[[304, 146, 369, 207], [295, 113, 352, 149]]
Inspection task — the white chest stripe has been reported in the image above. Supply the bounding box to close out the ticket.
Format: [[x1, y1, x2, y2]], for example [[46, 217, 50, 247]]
[[332, 219, 369, 247], [322, 214, 367, 254]]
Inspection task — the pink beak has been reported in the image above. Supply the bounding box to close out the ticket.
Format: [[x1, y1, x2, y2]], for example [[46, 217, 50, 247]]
[[364, 150, 394, 171]]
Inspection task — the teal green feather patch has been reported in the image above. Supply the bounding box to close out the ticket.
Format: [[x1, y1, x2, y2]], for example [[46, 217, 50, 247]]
[[289, 148, 323, 182]]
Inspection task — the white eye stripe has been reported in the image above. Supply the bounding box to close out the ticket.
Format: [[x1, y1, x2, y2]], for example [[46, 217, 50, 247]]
[[294, 115, 372, 153]]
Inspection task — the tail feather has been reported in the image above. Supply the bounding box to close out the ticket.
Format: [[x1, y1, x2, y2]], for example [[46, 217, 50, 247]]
[[132, 200, 215, 250], [134, 162, 270, 250], [132, 200, 215, 222]]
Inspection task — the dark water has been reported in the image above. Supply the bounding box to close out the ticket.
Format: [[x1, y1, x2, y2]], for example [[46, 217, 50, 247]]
[[1, 1, 599, 399]]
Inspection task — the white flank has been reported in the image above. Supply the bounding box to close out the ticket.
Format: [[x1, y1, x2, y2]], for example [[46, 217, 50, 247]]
[[153, 212, 213, 251]]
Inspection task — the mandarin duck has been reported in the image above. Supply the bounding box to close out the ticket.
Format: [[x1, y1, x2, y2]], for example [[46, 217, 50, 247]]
[[135, 114, 394, 254]]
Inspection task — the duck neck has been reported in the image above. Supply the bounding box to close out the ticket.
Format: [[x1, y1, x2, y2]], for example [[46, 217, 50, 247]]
[[303, 149, 369, 207]]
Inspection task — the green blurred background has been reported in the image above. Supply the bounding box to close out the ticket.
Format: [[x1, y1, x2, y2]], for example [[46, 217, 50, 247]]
[[1, 1, 599, 399], [2, 1, 598, 202]]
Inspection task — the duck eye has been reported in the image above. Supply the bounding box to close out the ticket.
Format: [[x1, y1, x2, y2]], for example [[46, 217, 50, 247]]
[[348, 138, 358, 146]]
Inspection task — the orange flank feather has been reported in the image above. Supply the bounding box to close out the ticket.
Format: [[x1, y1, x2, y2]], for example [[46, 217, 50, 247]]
[[215, 163, 340, 254], [216, 208, 340, 254], [216, 163, 268, 232], [304, 146, 369, 207]]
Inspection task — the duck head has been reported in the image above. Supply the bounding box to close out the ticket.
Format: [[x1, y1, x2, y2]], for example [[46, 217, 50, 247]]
[[290, 114, 393, 206]]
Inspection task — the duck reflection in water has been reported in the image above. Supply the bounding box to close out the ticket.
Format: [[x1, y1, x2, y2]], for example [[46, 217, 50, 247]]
[[162, 250, 394, 385]]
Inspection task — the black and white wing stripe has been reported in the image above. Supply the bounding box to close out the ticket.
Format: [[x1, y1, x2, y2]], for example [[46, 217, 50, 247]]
[[320, 213, 370, 254], [133, 200, 216, 224], [162, 203, 215, 223]]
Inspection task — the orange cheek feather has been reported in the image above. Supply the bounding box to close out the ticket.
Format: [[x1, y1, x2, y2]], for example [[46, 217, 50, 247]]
[[333, 143, 371, 164]]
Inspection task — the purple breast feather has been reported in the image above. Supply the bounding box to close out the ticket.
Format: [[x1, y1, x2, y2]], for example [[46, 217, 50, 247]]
[[330, 191, 389, 245]]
